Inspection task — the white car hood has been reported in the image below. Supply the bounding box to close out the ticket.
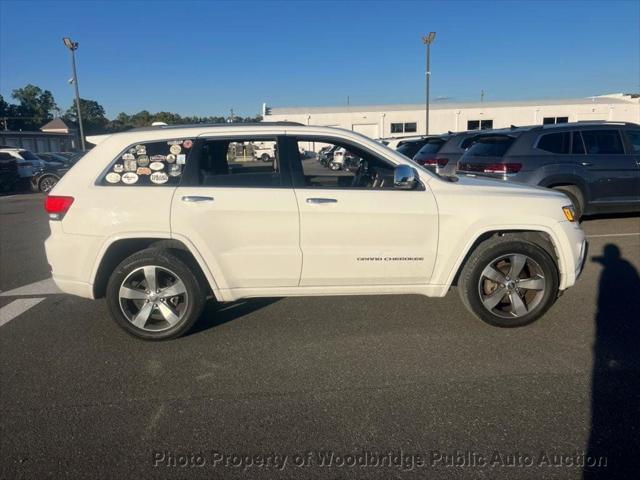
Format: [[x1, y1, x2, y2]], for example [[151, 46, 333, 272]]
[[451, 174, 567, 199]]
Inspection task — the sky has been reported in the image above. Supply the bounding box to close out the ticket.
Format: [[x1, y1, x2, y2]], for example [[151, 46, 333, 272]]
[[0, 0, 638, 118]]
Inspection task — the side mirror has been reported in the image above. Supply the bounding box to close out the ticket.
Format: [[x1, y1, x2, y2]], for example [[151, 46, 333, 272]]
[[394, 165, 419, 190]]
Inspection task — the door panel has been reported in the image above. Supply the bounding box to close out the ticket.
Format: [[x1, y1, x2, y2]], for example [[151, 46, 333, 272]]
[[579, 129, 639, 203], [171, 187, 301, 289], [294, 189, 439, 286]]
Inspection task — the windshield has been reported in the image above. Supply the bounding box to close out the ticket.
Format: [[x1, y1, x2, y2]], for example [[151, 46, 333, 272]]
[[415, 139, 446, 156]]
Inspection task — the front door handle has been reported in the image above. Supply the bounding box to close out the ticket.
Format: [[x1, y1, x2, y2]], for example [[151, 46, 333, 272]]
[[181, 195, 214, 203], [580, 162, 593, 167], [306, 198, 338, 204]]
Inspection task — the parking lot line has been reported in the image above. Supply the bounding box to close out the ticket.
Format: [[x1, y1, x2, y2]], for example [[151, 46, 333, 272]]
[[586, 232, 640, 238], [0, 298, 45, 327], [0, 278, 61, 297]]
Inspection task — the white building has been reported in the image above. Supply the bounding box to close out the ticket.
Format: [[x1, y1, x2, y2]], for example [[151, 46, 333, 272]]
[[262, 93, 640, 139]]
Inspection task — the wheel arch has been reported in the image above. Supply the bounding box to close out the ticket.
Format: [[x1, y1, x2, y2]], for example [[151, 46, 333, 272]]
[[92, 237, 219, 300], [538, 174, 589, 203], [450, 229, 561, 288]]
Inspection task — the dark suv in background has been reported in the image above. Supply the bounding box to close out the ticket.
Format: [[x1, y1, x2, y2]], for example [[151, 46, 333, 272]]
[[457, 122, 640, 218], [412, 130, 517, 176]]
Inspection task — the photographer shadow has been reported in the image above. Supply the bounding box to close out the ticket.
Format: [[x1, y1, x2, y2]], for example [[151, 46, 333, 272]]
[[585, 244, 640, 479]]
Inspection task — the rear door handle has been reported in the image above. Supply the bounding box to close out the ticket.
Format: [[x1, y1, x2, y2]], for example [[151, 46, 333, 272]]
[[181, 195, 214, 203], [306, 198, 338, 204], [580, 162, 593, 167]]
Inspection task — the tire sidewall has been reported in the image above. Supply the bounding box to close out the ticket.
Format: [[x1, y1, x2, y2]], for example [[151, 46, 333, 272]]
[[106, 248, 205, 340], [461, 240, 559, 328]]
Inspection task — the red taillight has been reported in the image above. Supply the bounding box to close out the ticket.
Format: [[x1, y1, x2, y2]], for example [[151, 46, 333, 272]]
[[482, 163, 522, 174], [44, 195, 74, 220], [418, 157, 449, 168]]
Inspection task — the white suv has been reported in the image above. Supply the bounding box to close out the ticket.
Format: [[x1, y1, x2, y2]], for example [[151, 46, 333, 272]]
[[44, 123, 586, 340]]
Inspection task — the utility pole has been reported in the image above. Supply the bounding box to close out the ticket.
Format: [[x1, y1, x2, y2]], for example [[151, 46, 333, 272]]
[[421, 32, 436, 136], [62, 37, 86, 151], [481, 89, 485, 103]]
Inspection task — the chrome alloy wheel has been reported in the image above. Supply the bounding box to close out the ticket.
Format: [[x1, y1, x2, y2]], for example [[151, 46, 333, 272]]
[[118, 265, 188, 332], [39, 176, 58, 193], [478, 253, 546, 319]]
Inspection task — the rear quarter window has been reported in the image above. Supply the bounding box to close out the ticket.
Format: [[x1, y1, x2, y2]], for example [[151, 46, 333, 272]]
[[99, 138, 194, 186], [536, 132, 571, 154]]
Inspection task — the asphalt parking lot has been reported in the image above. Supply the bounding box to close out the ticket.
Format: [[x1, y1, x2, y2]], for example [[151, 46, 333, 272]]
[[1, 193, 639, 479]]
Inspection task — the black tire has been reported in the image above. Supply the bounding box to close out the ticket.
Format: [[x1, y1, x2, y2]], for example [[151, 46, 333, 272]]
[[106, 248, 206, 340], [38, 175, 59, 193], [552, 185, 584, 220], [458, 237, 559, 328], [260, 153, 270, 162]]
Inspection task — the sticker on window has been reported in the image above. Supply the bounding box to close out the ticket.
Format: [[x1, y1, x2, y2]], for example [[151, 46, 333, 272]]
[[103, 140, 188, 186]]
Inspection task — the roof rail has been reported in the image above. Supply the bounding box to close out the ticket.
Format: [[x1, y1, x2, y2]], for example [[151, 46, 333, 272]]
[[128, 121, 305, 132]]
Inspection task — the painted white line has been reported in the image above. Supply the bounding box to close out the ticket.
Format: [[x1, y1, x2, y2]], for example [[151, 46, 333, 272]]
[[0, 298, 45, 327], [587, 233, 640, 239], [0, 278, 61, 297]]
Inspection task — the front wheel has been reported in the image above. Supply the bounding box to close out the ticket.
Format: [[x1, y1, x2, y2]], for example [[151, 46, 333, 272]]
[[260, 153, 271, 162], [106, 248, 206, 340], [458, 237, 559, 327]]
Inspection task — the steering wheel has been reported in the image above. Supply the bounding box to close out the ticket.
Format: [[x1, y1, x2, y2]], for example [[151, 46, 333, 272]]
[[351, 159, 368, 187]]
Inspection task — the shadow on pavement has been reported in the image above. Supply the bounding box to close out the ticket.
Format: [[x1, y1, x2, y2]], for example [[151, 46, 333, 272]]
[[188, 298, 280, 336], [585, 244, 640, 479]]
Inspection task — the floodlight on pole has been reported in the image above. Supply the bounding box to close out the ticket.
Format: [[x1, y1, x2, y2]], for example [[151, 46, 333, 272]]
[[421, 32, 436, 136], [62, 37, 85, 151]]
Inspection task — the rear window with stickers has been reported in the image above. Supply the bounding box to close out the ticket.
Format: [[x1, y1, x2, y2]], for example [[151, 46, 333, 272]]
[[101, 138, 194, 186]]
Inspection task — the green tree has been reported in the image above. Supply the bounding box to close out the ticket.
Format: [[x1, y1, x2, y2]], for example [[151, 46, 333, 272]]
[[64, 98, 109, 135], [10, 84, 57, 130]]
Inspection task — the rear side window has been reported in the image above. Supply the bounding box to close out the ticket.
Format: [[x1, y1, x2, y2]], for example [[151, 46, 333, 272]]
[[581, 130, 625, 154], [101, 139, 193, 186], [625, 130, 640, 153], [465, 136, 514, 157], [537, 132, 570, 154], [198, 138, 281, 187]]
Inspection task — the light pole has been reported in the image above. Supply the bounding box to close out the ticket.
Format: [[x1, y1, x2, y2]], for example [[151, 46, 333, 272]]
[[63, 37, 86, 151], [421, 32, 436, 136]]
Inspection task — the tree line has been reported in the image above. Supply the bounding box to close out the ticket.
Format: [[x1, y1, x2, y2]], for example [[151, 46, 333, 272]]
[[0, 84, 262, 134]]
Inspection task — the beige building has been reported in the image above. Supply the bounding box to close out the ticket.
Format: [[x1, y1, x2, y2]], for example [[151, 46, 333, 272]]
[[262, 93, 640, 139]]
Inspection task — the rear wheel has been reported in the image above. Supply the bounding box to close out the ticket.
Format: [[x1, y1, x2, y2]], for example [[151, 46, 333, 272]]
[[38, 175, 59, 193], [106, 248, 206, 340], [552, 185, 584, 220], [458, 237, 559, 327], [260, 153, 271, 162]]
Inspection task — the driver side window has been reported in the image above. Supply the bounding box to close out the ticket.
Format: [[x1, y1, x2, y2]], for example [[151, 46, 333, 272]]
[[295, 138, 396, 189]]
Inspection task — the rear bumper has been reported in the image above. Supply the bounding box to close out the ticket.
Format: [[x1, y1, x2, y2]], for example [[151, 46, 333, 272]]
[[51, 277, 94, 299], [44, 224, 103, 299]]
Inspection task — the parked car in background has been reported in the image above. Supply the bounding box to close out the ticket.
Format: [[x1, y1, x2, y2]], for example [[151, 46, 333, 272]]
[[412, 134, 454, 171], [0, 148, 46, 188], [457, 122, 640, 218], [38, 152, 72, 165], [382, 136, 426, 150], [319, 144, 338, 166], [396, 137, 431, 159], [0, 152, 19, 192], [252, 142, 276, 162], [31, 161, 75, 193], [0, 148, 46, 177]]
